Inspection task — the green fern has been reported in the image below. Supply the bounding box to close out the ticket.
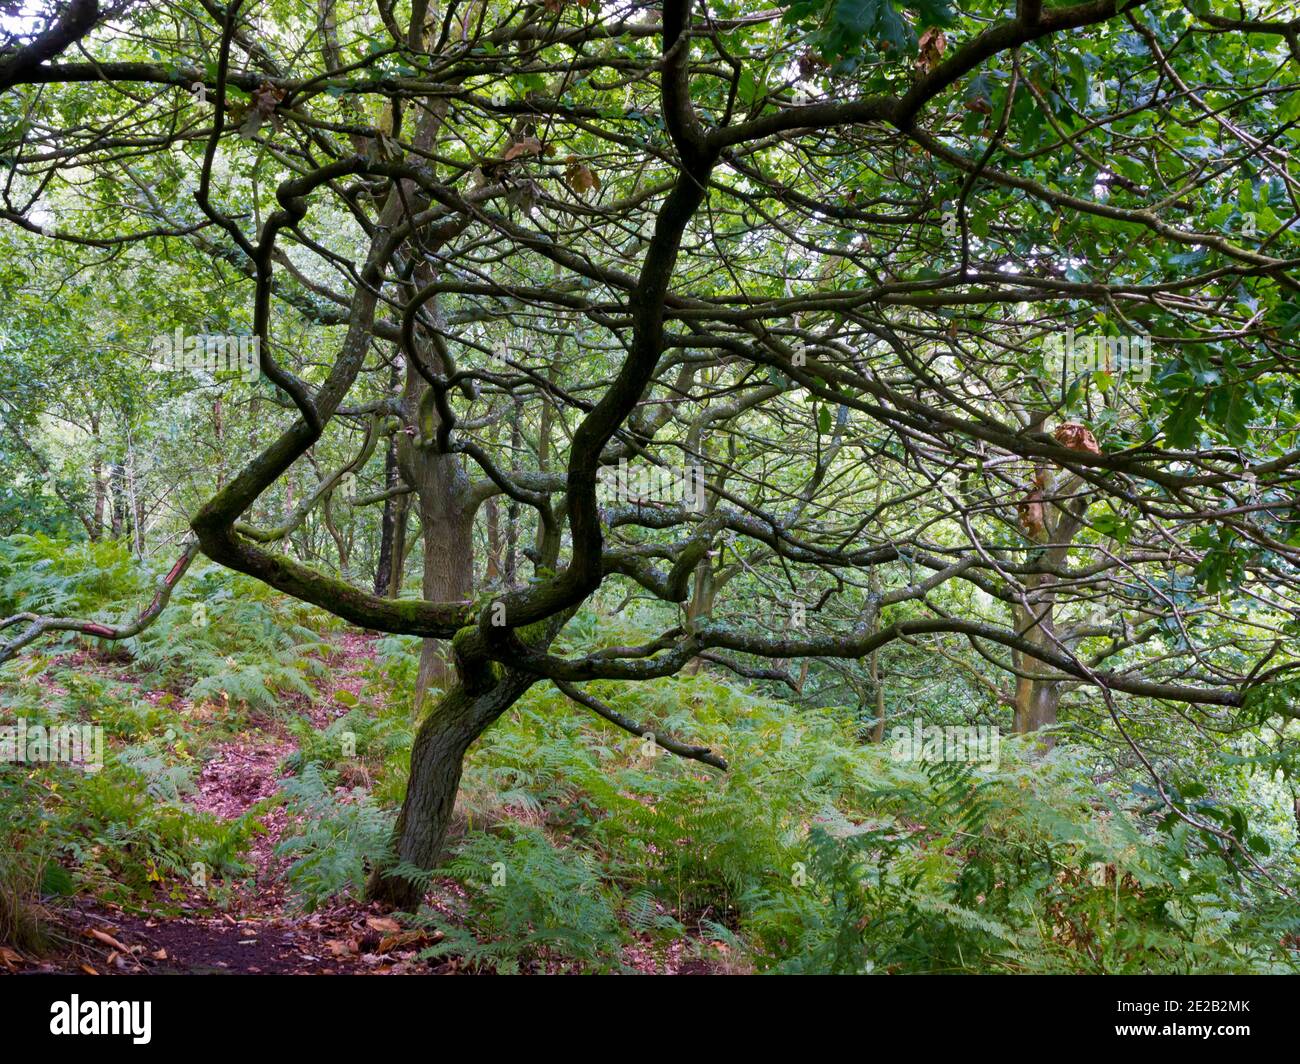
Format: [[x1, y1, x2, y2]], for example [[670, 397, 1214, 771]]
[[275, 763, 394, 912]]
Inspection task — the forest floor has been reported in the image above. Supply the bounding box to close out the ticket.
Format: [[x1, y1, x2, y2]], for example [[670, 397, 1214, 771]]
[[11, 632, 716, 976], [19, 633, 445, 974]]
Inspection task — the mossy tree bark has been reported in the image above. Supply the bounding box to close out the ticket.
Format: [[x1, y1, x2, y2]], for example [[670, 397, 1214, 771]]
[[366, 671, 534, 910]]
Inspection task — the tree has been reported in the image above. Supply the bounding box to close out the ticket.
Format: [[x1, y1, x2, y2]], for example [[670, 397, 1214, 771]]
[[4, 0, 1300, 909]]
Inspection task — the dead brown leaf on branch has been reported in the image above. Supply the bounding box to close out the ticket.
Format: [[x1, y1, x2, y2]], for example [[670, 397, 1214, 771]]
[[916, 28, 947, 74], [1055, 421, 1101, 455]]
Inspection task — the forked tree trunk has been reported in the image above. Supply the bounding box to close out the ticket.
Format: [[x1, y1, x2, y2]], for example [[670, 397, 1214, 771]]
[[366, 674, 533, 909], [395, 275, 481, 708], [396, 355, 477, 710]]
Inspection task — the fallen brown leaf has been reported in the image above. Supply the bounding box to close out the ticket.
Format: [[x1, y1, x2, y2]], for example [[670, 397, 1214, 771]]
[[87, 928, 130, 953], [378, 928, 444, 953]]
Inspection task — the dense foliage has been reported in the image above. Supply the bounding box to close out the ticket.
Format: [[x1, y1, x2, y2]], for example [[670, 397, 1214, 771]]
[[2, 538, 1297, 971], [2, 0, 1300, 973]]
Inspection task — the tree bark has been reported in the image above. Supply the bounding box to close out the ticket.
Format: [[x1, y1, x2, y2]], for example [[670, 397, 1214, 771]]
[[387, 490, 409, 596], [504, 394, 522, 586], [484, 494, 501, 583], [375, 429, 401, 594], [870, 646, 886, 743], [1009, 467, 1088, 747], [396, 335, 477, 709], [91, 459, 105, 542], [1012, 602, 1061, 745], [374, 360, 404, 595], [109, 462, 126, 539], [412, 492, 474, 704], [683, 560, 716, 675], [366, 673, 533, 909], [90, 412, 104, 541]]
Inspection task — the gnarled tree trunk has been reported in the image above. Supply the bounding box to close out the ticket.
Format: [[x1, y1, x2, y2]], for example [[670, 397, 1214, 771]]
[[366, 672, 533, 910], [394, 306, 479, 710]]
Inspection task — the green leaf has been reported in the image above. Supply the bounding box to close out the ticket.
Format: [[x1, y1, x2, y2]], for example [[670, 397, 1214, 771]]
[[1163, 393, 1203, 448], [1206, 384, 1253, 445]]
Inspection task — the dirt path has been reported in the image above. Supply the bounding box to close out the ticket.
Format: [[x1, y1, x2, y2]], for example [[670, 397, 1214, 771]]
[[29, 632, 450, 975]]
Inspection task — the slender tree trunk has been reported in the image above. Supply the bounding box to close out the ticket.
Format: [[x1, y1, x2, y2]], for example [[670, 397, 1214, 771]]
[[126, 440, 144, 557], [91, 458, 105, 542], [483, 404, 503, 584], [1012, 590, 1059, 747], [870, 646, 886, 743], [213, 396, 225, 489], [387, 490, 409, 596], [375, 360, 404, 594], [484, 495, 501, 583], [869, 565, 885, 741], [534, 357, 558, 563], [366, 674, 533, 909], [109, 462, 126, 538], [505, 394, 522, 586], [375, 430, 400, 594], [90, 413, 104, 541]]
